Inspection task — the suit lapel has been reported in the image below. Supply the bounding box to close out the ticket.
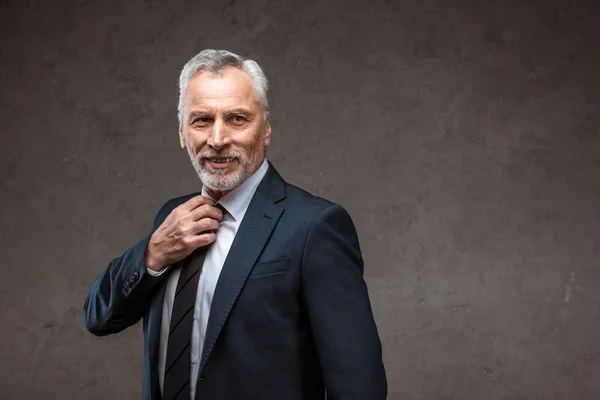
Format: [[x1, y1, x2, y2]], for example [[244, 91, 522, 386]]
[[199, 163, 286, 373]]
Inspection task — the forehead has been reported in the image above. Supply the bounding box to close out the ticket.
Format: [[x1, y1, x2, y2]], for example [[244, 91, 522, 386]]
[[184, 67, 260, 112]]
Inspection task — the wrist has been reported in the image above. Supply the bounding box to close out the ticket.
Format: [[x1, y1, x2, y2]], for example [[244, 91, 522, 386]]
[[144, 243, 165, 272]]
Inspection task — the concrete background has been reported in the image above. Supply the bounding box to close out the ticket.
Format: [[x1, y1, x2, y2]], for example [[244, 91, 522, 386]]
[[1, 0, 599, 398]]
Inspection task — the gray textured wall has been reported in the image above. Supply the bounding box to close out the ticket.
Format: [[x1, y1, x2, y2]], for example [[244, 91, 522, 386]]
[[1, 0, 599, 399]]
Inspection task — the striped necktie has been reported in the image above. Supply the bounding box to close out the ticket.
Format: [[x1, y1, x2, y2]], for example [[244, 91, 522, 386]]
[[162, 203, 227, 400]]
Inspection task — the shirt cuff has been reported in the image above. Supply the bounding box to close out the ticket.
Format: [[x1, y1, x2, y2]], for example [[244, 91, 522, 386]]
[[146, 264, 171, 277]]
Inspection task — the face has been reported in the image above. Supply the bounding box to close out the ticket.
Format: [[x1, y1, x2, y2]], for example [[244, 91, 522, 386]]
[[179, 67, 271, 199]]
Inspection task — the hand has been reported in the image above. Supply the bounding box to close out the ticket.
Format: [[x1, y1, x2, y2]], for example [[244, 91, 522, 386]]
[[144, 195, 224, 271]]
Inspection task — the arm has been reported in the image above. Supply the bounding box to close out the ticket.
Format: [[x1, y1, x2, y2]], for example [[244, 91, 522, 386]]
[[83, 199, 174, 336], [301, 204, 387, 400]]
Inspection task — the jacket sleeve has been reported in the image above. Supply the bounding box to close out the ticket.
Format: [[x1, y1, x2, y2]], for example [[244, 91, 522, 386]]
[[83, 199, 174, 336], [301, 204, 387, 400]]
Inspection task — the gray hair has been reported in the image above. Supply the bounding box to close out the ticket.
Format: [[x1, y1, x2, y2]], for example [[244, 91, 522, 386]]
[[178, 49, 269, 126]]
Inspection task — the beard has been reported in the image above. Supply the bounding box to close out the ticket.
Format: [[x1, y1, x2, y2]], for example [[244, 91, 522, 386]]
[[189, 145, 265, 193]]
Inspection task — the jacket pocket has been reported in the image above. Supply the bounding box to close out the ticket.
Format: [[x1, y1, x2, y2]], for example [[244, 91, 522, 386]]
[[249, 257, 290, 277]]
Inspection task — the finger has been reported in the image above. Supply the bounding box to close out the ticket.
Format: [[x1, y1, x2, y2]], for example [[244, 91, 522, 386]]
[[192, 217, 221, 235], [190, 203, 223, 222], [182, 195, 214, 211], [190, 231, 217, 249]]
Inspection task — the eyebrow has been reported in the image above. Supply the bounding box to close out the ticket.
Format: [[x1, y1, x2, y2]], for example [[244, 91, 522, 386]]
[[188, 108, 253, 121], [188, 111, 210, 120], [224, 108, 252, 117]]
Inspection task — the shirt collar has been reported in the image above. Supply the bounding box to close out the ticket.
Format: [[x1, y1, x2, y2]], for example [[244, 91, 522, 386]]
[[201, 159, 269, 222]]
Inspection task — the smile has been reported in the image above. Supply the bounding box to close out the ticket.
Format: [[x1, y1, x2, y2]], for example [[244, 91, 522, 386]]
[[206, 157, 235, 163]]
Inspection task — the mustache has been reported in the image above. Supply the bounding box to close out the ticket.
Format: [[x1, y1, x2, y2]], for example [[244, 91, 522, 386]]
[[198, 150, 241, 159]]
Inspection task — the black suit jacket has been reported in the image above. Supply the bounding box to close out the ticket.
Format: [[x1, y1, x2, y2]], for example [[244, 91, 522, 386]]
[[84, 163, 387, 399]]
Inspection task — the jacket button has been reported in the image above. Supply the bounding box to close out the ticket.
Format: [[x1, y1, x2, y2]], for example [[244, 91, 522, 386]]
[[129, 271, 139, 283]]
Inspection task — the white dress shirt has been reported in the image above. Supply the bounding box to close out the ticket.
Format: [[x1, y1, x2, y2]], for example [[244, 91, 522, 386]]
[[149, 159, 268, 399]]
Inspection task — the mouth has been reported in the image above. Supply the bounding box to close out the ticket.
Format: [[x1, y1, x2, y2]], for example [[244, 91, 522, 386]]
[[204, 157, 237, 169]]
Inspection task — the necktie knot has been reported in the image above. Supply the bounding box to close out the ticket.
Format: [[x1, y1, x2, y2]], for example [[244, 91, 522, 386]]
[[215, 202, 228, 216]]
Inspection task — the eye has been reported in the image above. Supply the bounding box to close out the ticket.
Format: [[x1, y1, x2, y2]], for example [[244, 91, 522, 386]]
[[230, 115, 246, 124], [192, 117, 211, 126]]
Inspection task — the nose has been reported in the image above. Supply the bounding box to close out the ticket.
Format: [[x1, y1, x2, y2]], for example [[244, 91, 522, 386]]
[[208, 118, 230, 150]]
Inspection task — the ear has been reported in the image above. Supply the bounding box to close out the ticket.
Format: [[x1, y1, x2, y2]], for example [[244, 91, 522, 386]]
[[263, 120, 272, 146], [179, 125, 186, 149]]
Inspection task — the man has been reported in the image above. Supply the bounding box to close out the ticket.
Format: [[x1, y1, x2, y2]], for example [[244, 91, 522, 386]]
[[84, 49, 387, 400]]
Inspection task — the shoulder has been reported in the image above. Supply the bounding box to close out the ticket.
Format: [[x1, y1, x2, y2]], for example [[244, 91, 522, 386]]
[[284, 182, 333, 211], [282, 182, 363, 257], [281, 181, 356, 229], [262, 163, 355, 222], [258, 163, 342, 219]]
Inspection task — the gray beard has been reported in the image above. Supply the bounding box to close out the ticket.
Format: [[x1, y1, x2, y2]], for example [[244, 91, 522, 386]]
[[197, 161, 248, 192], [192, 148, 265, 193]]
